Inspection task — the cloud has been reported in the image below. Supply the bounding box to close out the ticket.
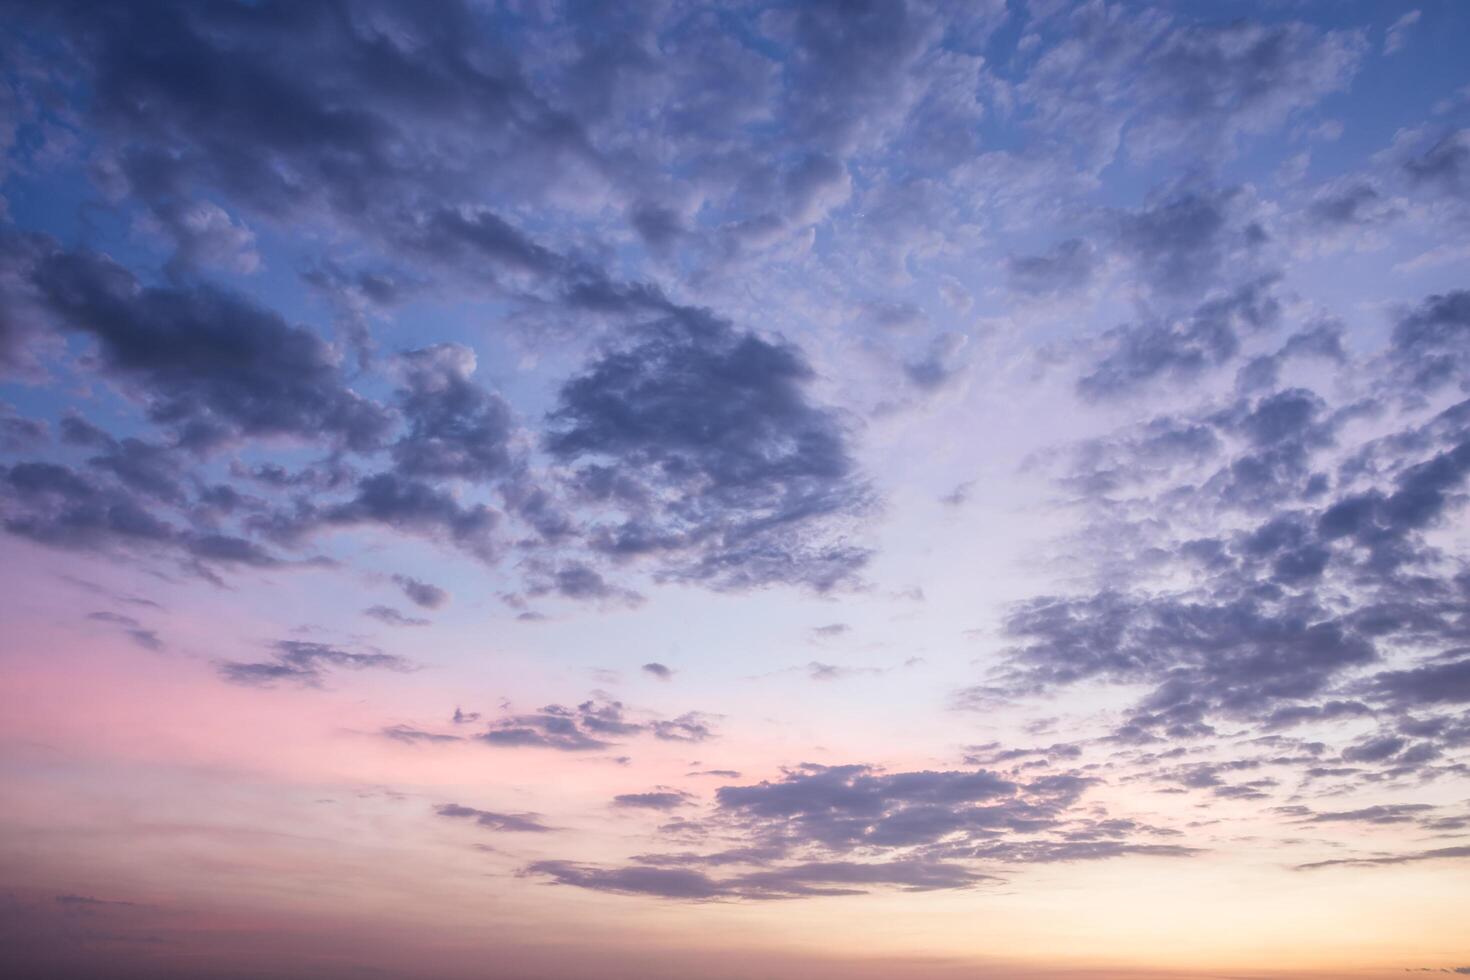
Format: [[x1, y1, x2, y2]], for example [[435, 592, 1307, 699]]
[[12, 1, 596, 276], [364, 605, 430, 627], [390, 344, 517, 481], [470, 697, 711, 752], [1078, 276, 1281, 400], [1127, 19, 1366, 161], [1366, 658, 1470, 708], [1007, 239, 1096, 297], [477, 718, 611, 753], [1113, 186, 1271, 301], [434, 802, 552, 833], [525, 855, 995, 901], [526, 760, 1198, 902], [1297, 845, 1470, 871], [86, 611, 163, 652], [806, 661, 881, 682], [1283, 804, 1436, 826], [989, 587, 1376, 724], [24, 240, 390, 451], [382, 725, 461, 745], [0, 403, 46, 452], [903, 331, 968, 393], [1400, 129, 1470, 205], [0, 458, 318, 581], [523, 562, 643, 606], [219, 640, 413, 688], [547, 309, 872, 591], [1388, 290, 1470, 396], [392, 574, 450, 610], [1384, 10, 1421, 56], [315, 473, 502, 562], [651, 714, 715, 743], [1304, 180, 1401, 230], [1020, 10, 1365, 168], [526, 861, 725, 900], [612, 791, 693, 811], [3, 1, 1469, 932]]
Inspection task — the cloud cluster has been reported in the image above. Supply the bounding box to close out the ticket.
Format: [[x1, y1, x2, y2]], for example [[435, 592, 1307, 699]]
[[525, 762, 1194, 901], [220, 640, 413, 687], [379, 697, 717, 754]]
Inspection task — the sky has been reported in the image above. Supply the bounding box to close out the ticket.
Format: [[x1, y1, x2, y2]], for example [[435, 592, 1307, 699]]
[[0, 1, 1468, 977]]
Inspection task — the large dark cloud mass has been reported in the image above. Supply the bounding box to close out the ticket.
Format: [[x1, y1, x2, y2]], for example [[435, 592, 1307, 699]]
[[7, 235, 390, 450], [0, 0, 878, 599], [547, 310, 871, 591]]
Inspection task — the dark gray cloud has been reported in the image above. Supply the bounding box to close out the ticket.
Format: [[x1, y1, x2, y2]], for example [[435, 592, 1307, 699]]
[[651, 714, 715, 743], [523, 561, 643, 606], [0, 233, 58, 378], [1113, 186, 1269, 300], [0, 458, 314, 582], [526, 854, 995, 901], [434, 802, 552, 833], [641, 662, 674, 680], [767, 0, 947, 156], [1366, 658, 1470, 708], [612, 791, 693, 811], [1008, 282, 1470, 806], [1402, 129, 1470, 204], [1389, 290, 1470, 396], [0, 403, 46, 453], [1235, 322, 1347, 395], [381, 725, 461, 745], [1297, 845, 1470, 871], [1078, 276, 1281, 400], [9, 0, 596, 277], [902, 331, 968, 393], [219, 640, 412, 688], [0, 3, 910, 607], [392, 574, 450, 610], [390, 345, 517, 481], [1007, 239, 1096, 297], [1305, 180, 1400, 229], [477, 713, 612, 753], [468, 697, 711, 752], [1053, 413, 1223, 497], [316, 473, 501, 562], [547, 310, 872, 592], [714, 765, 1021, 851], [24, 240, 390, 451], [526, 759, 1199, 902], [364, 605, 430, 628], [987, 587, 1375, 724], [525, 860, 725, 900], [1279, 804, 1436, 826]]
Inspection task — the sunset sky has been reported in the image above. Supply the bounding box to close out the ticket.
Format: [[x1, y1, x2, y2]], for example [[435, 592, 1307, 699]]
[[2, 1, 1469, 977]]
